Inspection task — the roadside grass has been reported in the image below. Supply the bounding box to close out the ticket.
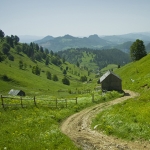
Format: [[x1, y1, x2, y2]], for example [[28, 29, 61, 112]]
[[0, 91, 122, 149], [0, 106, 79, 150], [92, 97, 150, 141], [0, 45, 98, 149], [92, 54, 150, 141]]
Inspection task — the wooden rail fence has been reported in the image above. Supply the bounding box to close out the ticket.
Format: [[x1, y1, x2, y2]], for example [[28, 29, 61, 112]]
[[0, 95, 78, 108]]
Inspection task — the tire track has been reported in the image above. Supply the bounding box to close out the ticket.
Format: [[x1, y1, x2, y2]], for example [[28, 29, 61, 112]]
[[61, 90, 150, 150]]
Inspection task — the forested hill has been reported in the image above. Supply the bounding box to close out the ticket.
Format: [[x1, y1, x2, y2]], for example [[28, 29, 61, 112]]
[[34, 34, 112, 52], [34, 32, 150, 52], [57, 48, 130, 70]]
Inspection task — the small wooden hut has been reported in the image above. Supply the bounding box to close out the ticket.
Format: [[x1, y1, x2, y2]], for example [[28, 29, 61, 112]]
[[8, 89, 25, 96], [100, 70, 122, 91]]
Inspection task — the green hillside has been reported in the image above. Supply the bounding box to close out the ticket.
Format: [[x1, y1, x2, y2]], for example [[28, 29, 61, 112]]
[[34, 32, 150, 52], [0, 37, 96, 97], [57, 48, 130, 71], [34, 34, 111, 52], [92, 54, 150, 141], [1, 30, 150, 149], [115, 54, 150, 92], [0, 31, 127, 150]]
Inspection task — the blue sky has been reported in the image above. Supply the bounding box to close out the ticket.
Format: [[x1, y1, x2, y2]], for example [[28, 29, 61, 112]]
[[1, 0, 150, 37]]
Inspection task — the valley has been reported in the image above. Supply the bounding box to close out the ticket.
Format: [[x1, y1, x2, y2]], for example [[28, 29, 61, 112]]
[[0, 29, 150, 149]]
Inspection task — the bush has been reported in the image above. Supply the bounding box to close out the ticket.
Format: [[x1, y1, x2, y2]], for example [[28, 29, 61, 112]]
[[2, 43, 10, 55], [0, 52, 5, 62], [19, 60, 23, 69], [15, 45, 22, 54], [80, 75, 87, 82], [1, 74, 11, 81], [32, 65, 41, 75], [8, 54, 14, 61], [52, 74, 58, 81], [46, 71, 51, 80], [62, 77, 70, 85]]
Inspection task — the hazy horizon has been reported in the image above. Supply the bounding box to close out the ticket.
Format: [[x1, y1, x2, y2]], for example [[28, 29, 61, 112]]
[[19, 31, 150, 38], [1, 0, 150, 37]]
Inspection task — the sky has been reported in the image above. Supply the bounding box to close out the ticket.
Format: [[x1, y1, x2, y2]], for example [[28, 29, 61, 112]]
[[1, 0, 150, 37]]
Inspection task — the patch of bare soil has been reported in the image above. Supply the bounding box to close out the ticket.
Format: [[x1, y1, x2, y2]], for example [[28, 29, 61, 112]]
[[61, 90, 150, 150]]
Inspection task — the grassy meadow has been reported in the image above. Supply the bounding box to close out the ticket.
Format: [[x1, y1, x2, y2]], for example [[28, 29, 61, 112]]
[[0, 90, 122, 149], [0, 48, 96, 97], [1, 37, 150, 149], [92, 54, 150, 141], [0, 42, 125, 149]]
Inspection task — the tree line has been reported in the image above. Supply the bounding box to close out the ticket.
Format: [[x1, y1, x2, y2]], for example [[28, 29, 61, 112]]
[[58, 40, 147, 70], [57, 47, 130, 70], [0, 29, 90, 85], [0, 29, 72, 85]]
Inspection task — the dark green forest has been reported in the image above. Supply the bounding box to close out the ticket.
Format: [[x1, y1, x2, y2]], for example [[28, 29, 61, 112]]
[[0, 29, 62, 67], [57, 48, 130, 70]]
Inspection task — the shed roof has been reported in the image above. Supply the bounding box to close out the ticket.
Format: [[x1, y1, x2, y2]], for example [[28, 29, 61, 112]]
[[100, 70, 121, 83], [8, 89, 23, 96]]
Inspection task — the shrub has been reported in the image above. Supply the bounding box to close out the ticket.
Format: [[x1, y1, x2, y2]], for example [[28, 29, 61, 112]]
[[46, 71, 51, 80], [80, 75, 87, 82], [52, 74, 58, 81], [8, 54, 14, 61], [19, 60, 23, 69], [2, 43, 10, 55], [1, 74, 11, 81], [0, 52, 5, 62], [32, 65, 41, 75], [62, 77, 70, 85], [15, 45, 22, 54]]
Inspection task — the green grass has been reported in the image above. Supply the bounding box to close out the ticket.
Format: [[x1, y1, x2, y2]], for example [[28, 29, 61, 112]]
[[92, 54, 150, 141], [92, 98, 150, 141], [0, 49, 95, 97], [81, 51, 98, 70], [0, 106, 79, 150], [100, 64, 118, 74], [0, 91, 122, 149], [0, 42, 99, 149]]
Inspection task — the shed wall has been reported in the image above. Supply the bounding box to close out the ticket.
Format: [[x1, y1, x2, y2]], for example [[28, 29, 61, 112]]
[[101, 74, 122, 91]]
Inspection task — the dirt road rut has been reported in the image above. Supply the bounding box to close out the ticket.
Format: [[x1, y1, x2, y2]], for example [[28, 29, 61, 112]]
[[61, 90, 150, 150]]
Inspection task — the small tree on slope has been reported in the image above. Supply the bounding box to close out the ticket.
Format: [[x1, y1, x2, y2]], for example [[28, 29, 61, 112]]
[[130, 39, 147, 61]]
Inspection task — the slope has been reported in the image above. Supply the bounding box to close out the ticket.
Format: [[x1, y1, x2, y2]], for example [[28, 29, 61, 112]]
[[0, 41, 95, 97], [92, 54, 150, 142], [34, 34, 112, 52], [57, 48, 130, 71]]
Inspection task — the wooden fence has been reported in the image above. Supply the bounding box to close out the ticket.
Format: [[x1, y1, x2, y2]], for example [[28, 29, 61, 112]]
[[0, 95, 78, 109]]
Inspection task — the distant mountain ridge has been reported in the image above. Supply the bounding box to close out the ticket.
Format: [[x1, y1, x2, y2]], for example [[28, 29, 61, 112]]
[[35, 35, 54, 43], [33, 32, 150, 52], [100, 32, 150, 44], [34, 34, 112, 52]]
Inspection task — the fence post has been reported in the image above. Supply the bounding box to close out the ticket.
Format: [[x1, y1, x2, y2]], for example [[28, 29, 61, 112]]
[[34, 96, 37, 106], [65, 99, 67, 108], [20, 97, 23, 108], [56, 98, 58, 108], [1, 95, 4, 108], [76, 97, 77, 104]]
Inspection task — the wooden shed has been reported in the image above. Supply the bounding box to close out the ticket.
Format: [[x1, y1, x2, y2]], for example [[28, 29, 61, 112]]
[[8, 89, 25, 96], [100, 70, 122, 91]]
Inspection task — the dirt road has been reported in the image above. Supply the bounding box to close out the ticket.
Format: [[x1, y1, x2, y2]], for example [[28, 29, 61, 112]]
[[61, 90, 150, 150]]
